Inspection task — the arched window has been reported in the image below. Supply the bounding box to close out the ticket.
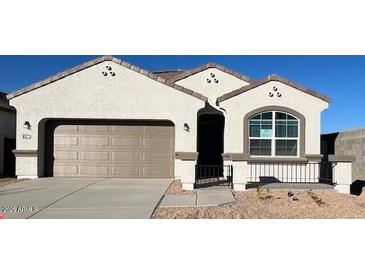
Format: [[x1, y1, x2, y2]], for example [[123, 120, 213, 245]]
[[249, 111, 299, 156]]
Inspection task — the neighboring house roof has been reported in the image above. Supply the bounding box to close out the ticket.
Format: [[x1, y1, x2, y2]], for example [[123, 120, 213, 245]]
[[166, 63, 251, 83], [217, 74, 331, 103], [6, 56, 208, 102], [0, 91, 7, 102], [154, 70, 186, 80], [0, 91, 15, 112]]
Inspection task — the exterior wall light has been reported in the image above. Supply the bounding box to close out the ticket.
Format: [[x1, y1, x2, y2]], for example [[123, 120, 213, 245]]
[[183, 123, 190, 132], [23, 121, 31, 130]]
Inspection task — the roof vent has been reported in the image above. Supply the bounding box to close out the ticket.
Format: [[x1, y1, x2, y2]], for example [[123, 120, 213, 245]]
[[102, 65, 116, 77], [207, 72, 219, 84]]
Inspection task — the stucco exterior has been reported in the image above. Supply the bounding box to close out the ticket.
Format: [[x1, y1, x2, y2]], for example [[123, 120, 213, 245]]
[[7, 56, 338, 191], [176, 68, 250, 105], [220, 81, 329, 156], [9, 60, 205, 182]]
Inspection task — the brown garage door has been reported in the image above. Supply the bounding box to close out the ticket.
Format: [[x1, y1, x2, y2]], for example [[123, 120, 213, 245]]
[[45, 120, 175, 178]]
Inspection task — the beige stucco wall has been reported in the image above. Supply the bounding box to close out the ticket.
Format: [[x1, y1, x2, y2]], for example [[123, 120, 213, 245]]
[[220, 81, 329, 156], [9, 61, 205, 180], [176, 68, 249, 105]]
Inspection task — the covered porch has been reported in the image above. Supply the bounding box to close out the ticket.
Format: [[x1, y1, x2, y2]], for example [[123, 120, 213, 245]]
[[194, 156, 353, 193]]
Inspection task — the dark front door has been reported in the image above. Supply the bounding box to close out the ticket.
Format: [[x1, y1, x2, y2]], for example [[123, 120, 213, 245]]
[[197, 114, 224, 171]]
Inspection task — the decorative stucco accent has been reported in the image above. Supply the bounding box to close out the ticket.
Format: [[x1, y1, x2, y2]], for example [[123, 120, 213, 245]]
[[217, 74, 331, 103], [166, 63, 251, 83], [222, 153, 250, 161], [305, 154, 323, 161], [328, 155, 355, 162], [6, 56, 208, 102], [222, 153, 309, 163], [13, 150, 38, 157], [245, 157, 309, 164], [175, 152, 199, 160], [242, 106, 306, 158]]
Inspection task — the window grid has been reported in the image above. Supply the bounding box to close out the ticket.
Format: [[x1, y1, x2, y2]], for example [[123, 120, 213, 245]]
[[249, 111, 299, 157]]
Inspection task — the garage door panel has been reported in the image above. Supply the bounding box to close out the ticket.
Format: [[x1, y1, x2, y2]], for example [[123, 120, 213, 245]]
[[144, 126, 174, 136], [112, 126, 142, 135], [111, 151, 140, 162], [54, 136, 78, 146], [48, 121, 175, 178], [142, 166, 173, 177], [80, 151, 110, 161], [81, 125, 111, 134], [54, 151, 78, 160], [111, 137, 140, 148], [80, 136, 109, 146], [143, 138, 173, 150], [143, 151, 172, 162], [79, 165, 109, 176], [111, 166, 140, 176], [54, 165, 78, 175]]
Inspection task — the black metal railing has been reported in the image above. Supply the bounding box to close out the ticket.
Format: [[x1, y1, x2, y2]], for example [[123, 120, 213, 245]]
[[195, 165, 233, 188], [247, 162, 334, 185]]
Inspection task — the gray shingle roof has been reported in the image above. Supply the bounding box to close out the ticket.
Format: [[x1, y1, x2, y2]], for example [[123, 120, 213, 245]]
[[217, 74, 331, 103], [154, 70, 185, 80], [6, 56, 208, 102], [166, 63, 251, 83]]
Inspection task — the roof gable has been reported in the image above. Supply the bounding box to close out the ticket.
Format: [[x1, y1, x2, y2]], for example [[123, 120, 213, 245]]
[[167, 63, 251, 83], [217, 74, 331, 103], [6, 56, 208, 102]]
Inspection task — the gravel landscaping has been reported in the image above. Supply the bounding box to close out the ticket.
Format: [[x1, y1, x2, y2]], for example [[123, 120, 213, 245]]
[[165, 180, 196, 196], [152, 188, 365, 219]]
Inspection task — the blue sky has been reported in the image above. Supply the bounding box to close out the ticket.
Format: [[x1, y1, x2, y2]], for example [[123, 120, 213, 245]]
[[0, 55, 363, 134]]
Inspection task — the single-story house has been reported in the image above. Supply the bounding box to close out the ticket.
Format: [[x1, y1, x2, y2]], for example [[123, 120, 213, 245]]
[[6, 56, 353, 192], [0, 91, 16, 176]]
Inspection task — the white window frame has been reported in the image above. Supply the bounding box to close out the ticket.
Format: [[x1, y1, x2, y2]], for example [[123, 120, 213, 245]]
[[248, 111, 300, 157]]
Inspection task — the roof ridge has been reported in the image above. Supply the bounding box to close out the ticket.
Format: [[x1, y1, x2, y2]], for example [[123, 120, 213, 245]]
[[6, 56, 207, 102], [154, 69, 185, 73], [217, 74, 331, 103], [166, 62, 251, 83]]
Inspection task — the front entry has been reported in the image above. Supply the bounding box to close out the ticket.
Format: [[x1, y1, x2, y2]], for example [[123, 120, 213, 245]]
[[196, 105, 229, 187], [197, 114, 224, 167]]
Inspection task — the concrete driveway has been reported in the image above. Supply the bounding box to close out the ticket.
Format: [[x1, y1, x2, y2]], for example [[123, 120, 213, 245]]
[[0, 177, 172, 219]]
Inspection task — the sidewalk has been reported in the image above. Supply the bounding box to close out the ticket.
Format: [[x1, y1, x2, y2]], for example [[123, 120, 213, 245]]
[[159, 188, 235, 208]]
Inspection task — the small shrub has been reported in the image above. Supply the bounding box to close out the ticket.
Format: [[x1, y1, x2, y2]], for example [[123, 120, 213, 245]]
[[257, 186, 273, 200], [307, 190, 325, 206]]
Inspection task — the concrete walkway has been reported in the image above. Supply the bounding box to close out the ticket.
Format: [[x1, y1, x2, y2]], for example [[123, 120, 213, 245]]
[[159, 188, 235, 208], [0, 177, 172, 219]]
